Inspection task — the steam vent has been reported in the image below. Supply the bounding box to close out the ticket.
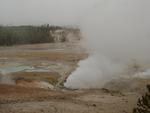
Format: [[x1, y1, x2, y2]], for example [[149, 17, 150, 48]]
[[0, 0, 150, 113]]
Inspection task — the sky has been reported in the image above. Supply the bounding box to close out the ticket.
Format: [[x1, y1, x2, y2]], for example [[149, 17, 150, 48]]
[[0, 0, 98, 26]]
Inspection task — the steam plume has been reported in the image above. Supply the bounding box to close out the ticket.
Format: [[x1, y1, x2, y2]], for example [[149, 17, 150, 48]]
[[64, 0, 150, 89]]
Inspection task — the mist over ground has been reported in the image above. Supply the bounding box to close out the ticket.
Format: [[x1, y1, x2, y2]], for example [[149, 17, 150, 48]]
[[65, 0, 150, 89]]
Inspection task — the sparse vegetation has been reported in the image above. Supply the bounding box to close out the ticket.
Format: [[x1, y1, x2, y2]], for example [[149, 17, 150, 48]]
[[12, 72, 60, 85]]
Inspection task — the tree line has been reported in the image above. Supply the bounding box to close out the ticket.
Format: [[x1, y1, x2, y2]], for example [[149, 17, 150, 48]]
[[0, 25, 63, 46]]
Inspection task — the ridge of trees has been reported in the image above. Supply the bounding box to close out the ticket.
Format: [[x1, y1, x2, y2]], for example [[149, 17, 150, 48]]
[[0, 24, 64, 46]]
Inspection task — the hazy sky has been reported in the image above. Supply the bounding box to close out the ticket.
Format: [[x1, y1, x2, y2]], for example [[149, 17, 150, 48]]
[[0, 0, 98, 26]]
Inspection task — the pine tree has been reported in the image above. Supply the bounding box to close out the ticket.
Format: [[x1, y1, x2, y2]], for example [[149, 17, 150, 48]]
[[133, 85, 150, 113]]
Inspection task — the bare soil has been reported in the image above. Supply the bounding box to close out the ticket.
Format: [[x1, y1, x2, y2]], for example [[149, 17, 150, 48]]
[[0, 42, 149, 113], [0, 84, 140, 113]]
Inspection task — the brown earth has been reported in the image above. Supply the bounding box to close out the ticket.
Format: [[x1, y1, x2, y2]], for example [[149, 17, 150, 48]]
[[0, 84, 140, 113], [0, 42, 149, 113], [0, 43, 87, 61], [12, 72, 60, 85]]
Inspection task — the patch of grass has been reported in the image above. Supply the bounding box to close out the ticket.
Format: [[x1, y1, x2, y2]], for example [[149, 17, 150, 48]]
[[12, 72, 60, 85]]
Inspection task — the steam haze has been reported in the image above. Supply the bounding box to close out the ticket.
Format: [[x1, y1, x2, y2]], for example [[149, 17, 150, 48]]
[[0, 0, 98, 25], [1, 0, 150, 89], [65, 0, 150, 89]]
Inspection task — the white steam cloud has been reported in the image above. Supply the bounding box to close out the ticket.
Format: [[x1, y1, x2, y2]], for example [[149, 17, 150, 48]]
[[64, 0, 150, 89]]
